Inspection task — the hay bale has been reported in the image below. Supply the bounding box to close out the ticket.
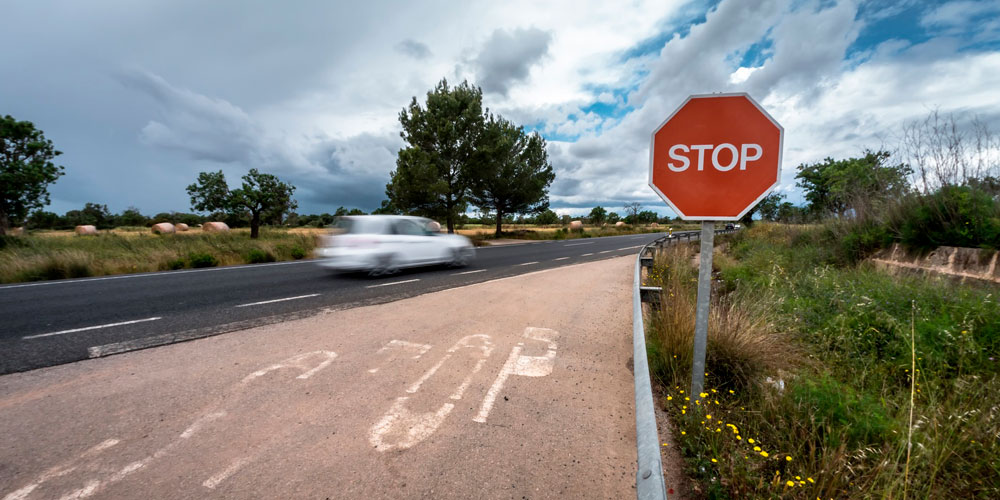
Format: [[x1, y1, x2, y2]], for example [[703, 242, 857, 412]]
[[8, 227, 25, 236], [615, 221, 626, 228], [202, 221, 230, 233], [75, 225, 98, 235], [426, 221, 442, 232], [175, 223, 190, 231], [569, 220, 583, 230], [650, 222, 659, 228], [151, 222, 176, 234]]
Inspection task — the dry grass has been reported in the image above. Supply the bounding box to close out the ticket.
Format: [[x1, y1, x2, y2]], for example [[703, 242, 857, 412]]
[[0, 228, 316, 283], [645, 242, 795, 392]]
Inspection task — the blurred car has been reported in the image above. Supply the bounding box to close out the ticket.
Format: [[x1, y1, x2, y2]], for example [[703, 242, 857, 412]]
[[315, 215, 475, 276]]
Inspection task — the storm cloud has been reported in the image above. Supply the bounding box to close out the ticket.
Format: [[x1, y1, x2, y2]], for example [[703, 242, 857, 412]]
[[474, 27, 553, 96]]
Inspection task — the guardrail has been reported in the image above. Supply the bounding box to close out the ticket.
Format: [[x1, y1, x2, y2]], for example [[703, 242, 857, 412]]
[[631, 228, 737, 500]]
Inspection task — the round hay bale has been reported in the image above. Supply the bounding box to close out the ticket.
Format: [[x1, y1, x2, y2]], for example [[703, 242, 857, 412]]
[[569, 220, 583, 230], [151, 222, 176, 234], [175, 223, 190, 231], [615, 221, 626, 227], [75, 225, 98, 236], [202, 221, 230, 233], [650, 222, 659, 228], [426, 220, 442, 232]]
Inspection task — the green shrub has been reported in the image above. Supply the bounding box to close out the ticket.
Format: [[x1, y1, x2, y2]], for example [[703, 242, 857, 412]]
[[165, 258, 186, 270], [188, 252, 218, 268], [833, 219, 893, 265], [895, 186, 1000, 251], [246, 248, 276, 264], [290, 246, 306, 259]]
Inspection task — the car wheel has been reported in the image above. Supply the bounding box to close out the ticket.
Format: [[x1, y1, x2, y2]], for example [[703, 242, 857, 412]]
[[449, 247, 469, 267], [370, 254, 399, 277]]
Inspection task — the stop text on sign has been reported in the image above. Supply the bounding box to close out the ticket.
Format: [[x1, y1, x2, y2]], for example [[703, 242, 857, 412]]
[[667, 143, 763, 172]]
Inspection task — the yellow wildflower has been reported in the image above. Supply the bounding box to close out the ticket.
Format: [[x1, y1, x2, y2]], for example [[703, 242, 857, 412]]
[[786, 481, 794, 487], [760, 451, 769, 457]]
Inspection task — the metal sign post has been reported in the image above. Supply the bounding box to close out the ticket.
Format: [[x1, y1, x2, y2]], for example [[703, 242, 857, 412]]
[[690, 222, 714, 397]]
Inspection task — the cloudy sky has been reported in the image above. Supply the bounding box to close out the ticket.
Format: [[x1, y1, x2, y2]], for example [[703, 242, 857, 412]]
[[4, 0, 999, 217]]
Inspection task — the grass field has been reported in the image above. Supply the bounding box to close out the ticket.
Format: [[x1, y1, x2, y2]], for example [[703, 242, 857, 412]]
[[645, 224, 999, 498], [0, 227, 319, 283]]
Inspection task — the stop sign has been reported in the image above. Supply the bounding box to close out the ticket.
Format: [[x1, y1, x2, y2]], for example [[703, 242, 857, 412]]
[[648, 93, 783, 220]]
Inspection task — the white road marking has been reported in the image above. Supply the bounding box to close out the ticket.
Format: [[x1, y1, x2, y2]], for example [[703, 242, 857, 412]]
[[516, 261, 539, 266], [581, 253, 594, 256], [599, 250, 613, 254], [234, 294, 319, 308], [366, 278, 420, 288], [475, 327, 559, 423], [451, 269, 486, 276], [553, 257, 570, 261], [406, 354, 451, 394], [370, 335, 494, 451], [180, 411, 226, 439], [0, 260, 312, 290], [22, 317, 162, 340], [242, 351, 338, 383], [369, 340, 432, 373], [474, 347, 520, 424], [3, 440, 119, 500], [203, 456, 253, 489], [369, 397, 455, 452], [617, 245, 644, 251], [563, 241, 594, 246]]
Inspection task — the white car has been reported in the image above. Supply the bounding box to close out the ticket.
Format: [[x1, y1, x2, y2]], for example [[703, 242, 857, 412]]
[[315, 215, 475, 275]]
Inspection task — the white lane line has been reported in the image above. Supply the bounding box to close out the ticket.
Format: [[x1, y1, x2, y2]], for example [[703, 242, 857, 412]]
[[553, 257, 570, 261], [451, 269, 486, 276], [563, 241, 594, 247], [0, 260, 313, 290], [22, 317, 162, 340], [517, 261, 539, 266], [617, 245, 644, 251], [366, 278, 420, 288], [581, 253, 594, 257], [234, 294, 319, 308], [599, 250, 613, 254]]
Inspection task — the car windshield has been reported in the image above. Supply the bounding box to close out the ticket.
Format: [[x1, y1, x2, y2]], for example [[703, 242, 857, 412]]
[[334, 217, 388, 235]]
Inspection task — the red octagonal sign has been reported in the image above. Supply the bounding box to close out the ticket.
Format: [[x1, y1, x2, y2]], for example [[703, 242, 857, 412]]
[[649, 93, 783, 220]]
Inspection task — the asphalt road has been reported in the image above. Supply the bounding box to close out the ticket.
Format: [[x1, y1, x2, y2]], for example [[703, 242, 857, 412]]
[[1, 231, 691, 374]]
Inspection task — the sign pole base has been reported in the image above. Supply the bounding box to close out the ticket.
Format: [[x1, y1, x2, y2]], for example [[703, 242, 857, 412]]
[[691, 221, 714, 398]]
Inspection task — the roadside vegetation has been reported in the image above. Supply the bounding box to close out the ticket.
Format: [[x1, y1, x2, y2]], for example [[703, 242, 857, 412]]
[[0, 227, 315, 283], [645, 224, 999, 498]]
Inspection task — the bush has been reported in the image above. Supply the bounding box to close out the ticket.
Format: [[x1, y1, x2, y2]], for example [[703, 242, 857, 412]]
[[830, 219, 893, 265], [188, 252, 218, 268], [894, 186, 1000, 251], [165, 258, 186, 270], [246, 248, 276, 264], [290, 246, 306, 259]]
